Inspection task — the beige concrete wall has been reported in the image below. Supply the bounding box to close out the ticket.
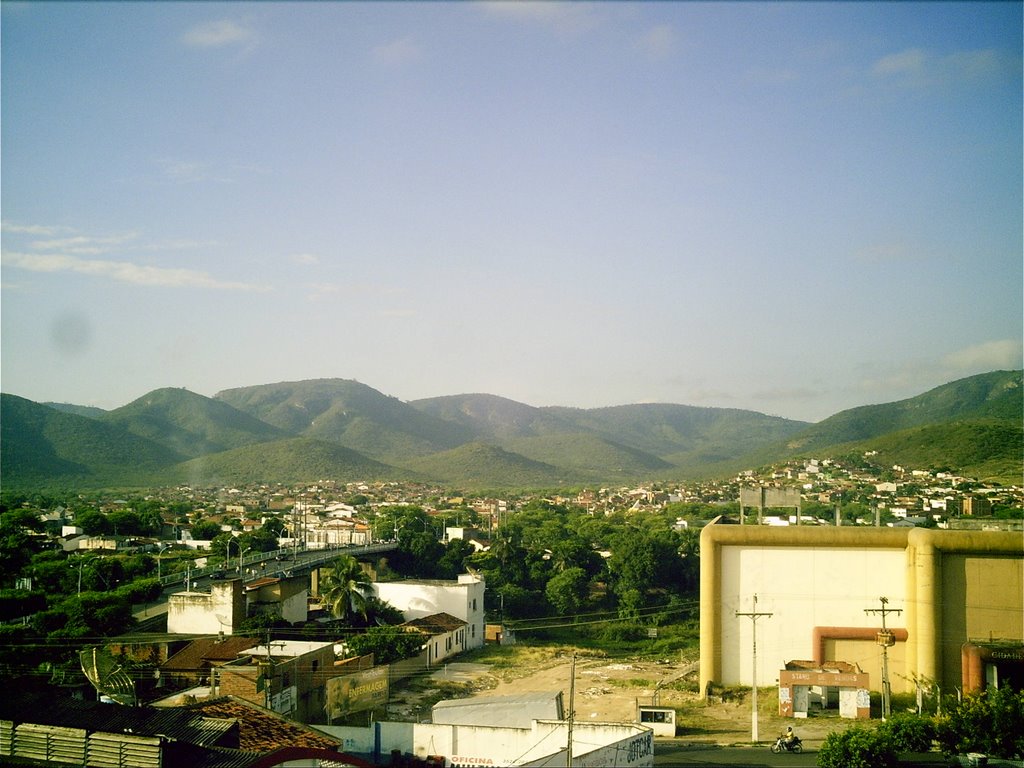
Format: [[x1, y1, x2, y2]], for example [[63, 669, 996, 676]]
[[700, 523, 1024, 696]]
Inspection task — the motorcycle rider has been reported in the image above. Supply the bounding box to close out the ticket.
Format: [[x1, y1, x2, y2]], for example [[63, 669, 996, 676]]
[[783, 726, 796, 747]]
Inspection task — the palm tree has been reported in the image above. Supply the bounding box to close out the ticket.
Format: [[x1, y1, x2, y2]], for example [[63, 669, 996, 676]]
[[318, 555, 373, 622]]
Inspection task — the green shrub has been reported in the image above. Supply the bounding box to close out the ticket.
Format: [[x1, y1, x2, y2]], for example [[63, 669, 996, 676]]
[[935, 687, 1024, 759], [817, 725, 898, 768], [877, 712, 935, 753]]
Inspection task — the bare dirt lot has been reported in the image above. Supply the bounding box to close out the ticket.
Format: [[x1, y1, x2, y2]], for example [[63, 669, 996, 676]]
[[388, 651, 858, 748]]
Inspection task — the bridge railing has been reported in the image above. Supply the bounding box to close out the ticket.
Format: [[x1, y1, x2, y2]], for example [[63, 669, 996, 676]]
[[157, 541, 397, 587]]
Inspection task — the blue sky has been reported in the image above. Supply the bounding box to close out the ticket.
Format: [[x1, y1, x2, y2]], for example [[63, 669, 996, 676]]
[[2, 2, 1021, 423]]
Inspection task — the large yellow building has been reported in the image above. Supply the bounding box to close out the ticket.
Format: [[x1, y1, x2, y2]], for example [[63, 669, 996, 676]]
[[699, 521, 1024, 696]]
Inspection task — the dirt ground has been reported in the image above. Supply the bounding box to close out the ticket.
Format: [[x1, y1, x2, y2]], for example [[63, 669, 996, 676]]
[[388, 655, 858, 748]]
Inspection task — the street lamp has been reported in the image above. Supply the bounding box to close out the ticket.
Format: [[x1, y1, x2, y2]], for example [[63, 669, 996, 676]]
[[156, 543, 170, 581], [71, 556, 88, 595]]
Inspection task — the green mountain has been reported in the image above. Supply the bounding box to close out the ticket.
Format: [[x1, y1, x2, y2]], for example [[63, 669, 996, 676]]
[[547, 403, 809, 460], [779, 370, 1022, 455], [215, 379, 470, 460], [2, 370, 1019, 489], [43, 402, 107, 419], [851, 420, 1022, 484], [0, 394, 181, 486], [501, 433, 674, 479], [403, 442, 567, 489], [410, 393, 580, 440], [171, 437, 405, 487], [103, 387, 288, 458]]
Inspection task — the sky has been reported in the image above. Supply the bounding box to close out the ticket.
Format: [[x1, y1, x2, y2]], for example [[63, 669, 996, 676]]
[[1, 2, 1021, 423]]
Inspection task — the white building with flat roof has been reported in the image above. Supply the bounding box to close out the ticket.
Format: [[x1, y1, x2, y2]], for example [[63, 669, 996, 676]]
[[373, 573, 486, 650]]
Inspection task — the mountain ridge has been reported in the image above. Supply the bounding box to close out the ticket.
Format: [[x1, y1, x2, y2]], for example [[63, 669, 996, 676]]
[[2, 370, 1020, 489]]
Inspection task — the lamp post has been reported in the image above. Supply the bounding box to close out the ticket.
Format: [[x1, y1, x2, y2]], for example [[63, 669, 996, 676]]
[[71, 557, 88, 595], [156, 544, 169, 581]]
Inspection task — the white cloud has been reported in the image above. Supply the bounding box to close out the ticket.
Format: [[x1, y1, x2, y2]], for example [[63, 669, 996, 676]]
[[872, 48, 927, 79], [290, 253, 320, 266], [1, 221, 69, 236], [30, 234, 136, 255], [871, 47, 1015, 89], [181, 19, 256, 48], [2, 251, 267, 292], [372, 36, 422, 68], [943, 340, 1023, 372]]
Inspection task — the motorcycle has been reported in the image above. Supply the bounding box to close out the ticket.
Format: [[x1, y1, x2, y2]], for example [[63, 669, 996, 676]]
[[771, 735, 803, 754]]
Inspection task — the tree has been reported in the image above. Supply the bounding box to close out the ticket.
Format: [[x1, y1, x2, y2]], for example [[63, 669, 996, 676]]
[[607, 529, 687, 608], [189, 520, 222, 541], [319, 555, 373, 623], [344, 625, 424, 664], [107, 510, 144, 537], [75, 510, 111, 536], [0, 509, 46, 585], [545, 567, 590, 617], [437, 538, 476, 579]]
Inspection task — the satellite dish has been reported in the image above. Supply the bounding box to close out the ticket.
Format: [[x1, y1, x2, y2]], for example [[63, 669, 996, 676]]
[[79, 647, 135, 706]]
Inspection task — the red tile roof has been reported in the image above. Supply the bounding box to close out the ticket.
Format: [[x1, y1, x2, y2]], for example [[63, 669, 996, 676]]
[[163, 636, 260, 672], [185, 696, 340, 753]]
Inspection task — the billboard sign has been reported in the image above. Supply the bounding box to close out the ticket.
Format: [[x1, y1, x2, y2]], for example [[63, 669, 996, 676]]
[[326, 666, 389, 719]]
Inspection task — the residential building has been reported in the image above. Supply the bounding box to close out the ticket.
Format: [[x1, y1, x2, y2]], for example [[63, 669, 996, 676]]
[[372, 573, 486, 650], [403, 612, 468, 666], [217, 640, 341, 723]]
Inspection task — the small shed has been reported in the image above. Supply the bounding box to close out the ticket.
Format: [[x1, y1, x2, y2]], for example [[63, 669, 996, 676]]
[[637, 705, 676, 737], [779, 660, 870, 719]]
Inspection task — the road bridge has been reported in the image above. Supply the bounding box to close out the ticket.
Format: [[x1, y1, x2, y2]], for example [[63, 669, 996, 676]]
[[135, 542, 398, 624]]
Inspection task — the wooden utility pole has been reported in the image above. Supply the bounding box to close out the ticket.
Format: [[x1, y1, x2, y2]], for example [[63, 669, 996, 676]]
[[865, 596, 902, 720], [566, 653, 576, 768], [736, 594, 773, 743]]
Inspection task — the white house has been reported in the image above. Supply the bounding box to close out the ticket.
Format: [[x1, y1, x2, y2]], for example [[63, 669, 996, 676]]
[[373, 573, 486, 650]]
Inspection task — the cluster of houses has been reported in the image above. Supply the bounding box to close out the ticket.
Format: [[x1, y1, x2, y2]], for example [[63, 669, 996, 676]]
[[3, 562, 656, 767]]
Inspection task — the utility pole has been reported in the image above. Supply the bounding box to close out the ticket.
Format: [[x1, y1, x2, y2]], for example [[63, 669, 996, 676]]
[[566, 653, 576, 768], [736, 594, 773, 743], [865, 596, 902, 720]]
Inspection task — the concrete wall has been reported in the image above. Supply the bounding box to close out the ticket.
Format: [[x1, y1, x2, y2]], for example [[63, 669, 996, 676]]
[[167, 580, 243, 635], [699, 524, 1024, 695], [719, 544, 905, 687], [318, 720, 653, 767]]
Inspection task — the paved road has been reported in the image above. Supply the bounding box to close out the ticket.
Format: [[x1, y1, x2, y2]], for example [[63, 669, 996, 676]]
[[654, 742, 819, 766], [653, 741, 955, 767]]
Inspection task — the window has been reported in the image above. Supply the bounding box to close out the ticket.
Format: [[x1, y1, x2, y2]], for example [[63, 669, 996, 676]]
[[640, 710, 672, 724]]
